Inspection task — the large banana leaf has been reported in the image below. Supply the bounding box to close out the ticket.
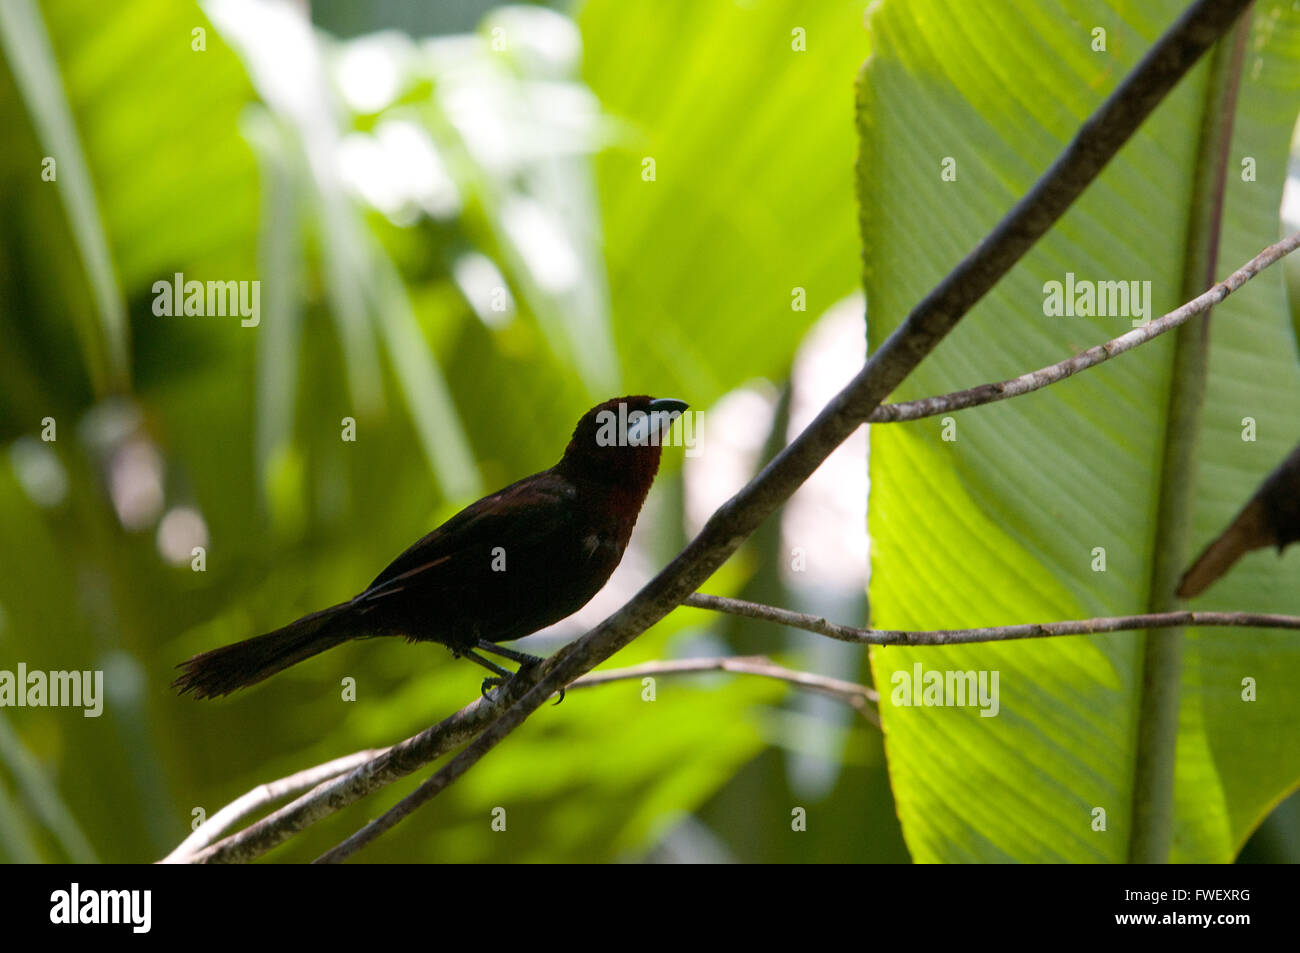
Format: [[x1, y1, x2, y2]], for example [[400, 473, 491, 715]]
[[861, 0, 1300, 862]]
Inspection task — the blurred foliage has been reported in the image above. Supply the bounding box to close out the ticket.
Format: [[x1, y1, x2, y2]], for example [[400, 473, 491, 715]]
[[581, 0, 868, 405], [0, 0, 886, 863]]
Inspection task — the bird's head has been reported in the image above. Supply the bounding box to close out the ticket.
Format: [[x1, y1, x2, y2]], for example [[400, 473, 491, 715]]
[[557, 395, 689, 498]]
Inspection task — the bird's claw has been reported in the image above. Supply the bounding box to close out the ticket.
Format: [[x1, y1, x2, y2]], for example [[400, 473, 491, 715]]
[[481, 673, 564, 706]]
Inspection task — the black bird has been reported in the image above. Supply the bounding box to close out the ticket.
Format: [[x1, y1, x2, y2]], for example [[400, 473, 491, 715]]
[[173, 395, 688, 698], [1178, 441, 1300, 598]]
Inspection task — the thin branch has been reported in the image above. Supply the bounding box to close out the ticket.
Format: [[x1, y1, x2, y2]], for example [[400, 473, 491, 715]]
[[684, 593, 885, 643], [684, 592, 1300, 645], [162, 653, 876, 864], [160, 748, 385, 863], [868, 230, 1300, 423], [312, 0, 1252, 865], [170, 671, 547, 864], [573, 655, 880, 724]]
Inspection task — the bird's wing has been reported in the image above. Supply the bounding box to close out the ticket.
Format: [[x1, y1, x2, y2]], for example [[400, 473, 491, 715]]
[[356, 469, 576, 603]]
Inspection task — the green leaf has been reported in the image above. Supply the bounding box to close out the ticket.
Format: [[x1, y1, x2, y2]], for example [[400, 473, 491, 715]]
[[860, 0, 1300, 862], [0, 713, 98, 863], [369, 250, 481, 500], [0, 0, 129, 394]]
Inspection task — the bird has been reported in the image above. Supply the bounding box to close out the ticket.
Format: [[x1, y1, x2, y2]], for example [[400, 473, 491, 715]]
[[173, 395, 688, 699], [1177, 441, 1300, 598]]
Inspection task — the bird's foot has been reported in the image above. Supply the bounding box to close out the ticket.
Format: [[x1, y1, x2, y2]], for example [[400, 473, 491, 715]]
[[479, 670, 564, 705], [480, 676, 506, 701]]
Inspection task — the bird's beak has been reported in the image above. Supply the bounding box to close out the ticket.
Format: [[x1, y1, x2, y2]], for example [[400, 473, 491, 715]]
[[626, 398, 689, 446], [649, 398, 689, 417]]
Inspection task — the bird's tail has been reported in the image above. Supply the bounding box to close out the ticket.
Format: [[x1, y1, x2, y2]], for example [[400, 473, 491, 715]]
[[173, 602, 355, 698], [1176, 498, 1272, 599]]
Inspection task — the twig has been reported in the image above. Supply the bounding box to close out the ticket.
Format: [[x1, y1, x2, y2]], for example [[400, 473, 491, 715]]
[[162, 653, 876, 863], [868, 230, 1300, 423], [160, 748, 385, 863], [171, 670, 547, 864], [311, 0, 1253, 865], [683, 593, 1300, 644], [573, 654, 880, 724]]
